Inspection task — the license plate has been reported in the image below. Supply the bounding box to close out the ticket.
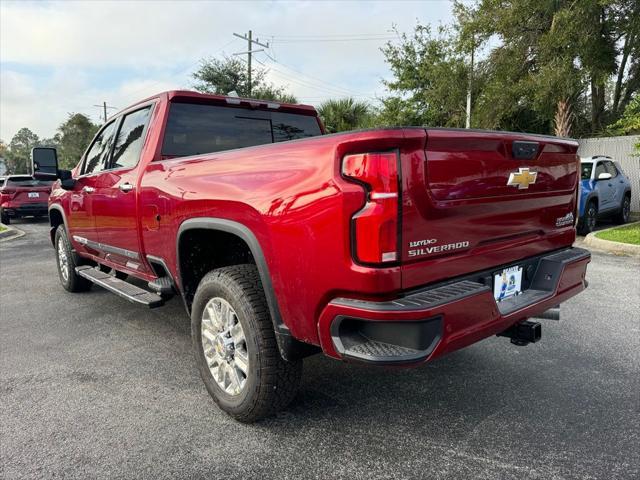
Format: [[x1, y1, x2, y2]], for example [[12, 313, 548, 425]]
[[28, 192, 39, 198], [493, 266, 523, 301]]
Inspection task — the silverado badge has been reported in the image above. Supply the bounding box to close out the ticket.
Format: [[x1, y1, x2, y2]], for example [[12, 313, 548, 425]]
[[507, 167, 538, 189]]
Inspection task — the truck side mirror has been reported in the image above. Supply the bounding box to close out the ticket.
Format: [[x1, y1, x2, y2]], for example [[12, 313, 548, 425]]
[[597, 172, 612, 181], [31, 147, 59, 180]]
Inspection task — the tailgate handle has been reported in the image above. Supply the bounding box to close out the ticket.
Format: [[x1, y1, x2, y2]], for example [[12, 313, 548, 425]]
[[512, 141, 539, 160]]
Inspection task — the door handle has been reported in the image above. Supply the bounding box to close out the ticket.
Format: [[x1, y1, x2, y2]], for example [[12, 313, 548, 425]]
[[82, 186, 95, 194], [119, 183, 134, 193]]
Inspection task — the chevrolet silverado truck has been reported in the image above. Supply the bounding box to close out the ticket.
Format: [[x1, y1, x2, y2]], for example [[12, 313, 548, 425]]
[[32, 90, 590, 422]]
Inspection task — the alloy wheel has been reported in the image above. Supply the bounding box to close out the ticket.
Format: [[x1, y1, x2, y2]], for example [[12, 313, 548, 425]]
[[57, 237, 69, 282], [200, 297, 249, 396]]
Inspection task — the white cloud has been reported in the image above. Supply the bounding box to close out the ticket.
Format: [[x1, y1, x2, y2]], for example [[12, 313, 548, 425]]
[[0, 0, 452, 139]]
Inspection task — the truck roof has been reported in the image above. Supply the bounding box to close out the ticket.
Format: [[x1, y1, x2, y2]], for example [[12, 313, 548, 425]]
[[119, 90, 318, 120]]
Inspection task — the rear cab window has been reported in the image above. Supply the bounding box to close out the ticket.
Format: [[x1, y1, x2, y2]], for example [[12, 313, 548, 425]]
[[161, 102, 322, 158]]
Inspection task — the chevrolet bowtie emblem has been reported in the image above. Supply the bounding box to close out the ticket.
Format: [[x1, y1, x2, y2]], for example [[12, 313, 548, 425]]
[[507, 168, 538, 189]]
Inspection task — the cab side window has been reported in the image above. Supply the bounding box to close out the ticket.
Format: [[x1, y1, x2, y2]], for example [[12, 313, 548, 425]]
[[604, 161, 618, 178], [594, 162, 607, 179], [83, 121, 118, 175], [110, 107, 152, 170]]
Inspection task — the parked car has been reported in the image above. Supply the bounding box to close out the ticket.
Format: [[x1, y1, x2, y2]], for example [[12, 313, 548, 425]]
[[32, 90, 590, 422], [578, 156, 632, 235], [0, 175, 53, 224]]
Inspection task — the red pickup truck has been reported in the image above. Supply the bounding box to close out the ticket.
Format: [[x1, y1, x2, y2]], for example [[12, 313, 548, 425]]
[[33, 90, 590, 422]]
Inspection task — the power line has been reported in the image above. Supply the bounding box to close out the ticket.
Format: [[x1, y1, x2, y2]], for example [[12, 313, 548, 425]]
[[93, 102, 118, 123], [232, 30, 270, 97], [117, 38, 241, 105], [271, 37, 397, 44], [257, 54, 373, 98]]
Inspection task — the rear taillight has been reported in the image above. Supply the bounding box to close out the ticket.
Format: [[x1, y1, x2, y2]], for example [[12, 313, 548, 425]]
[[342, 152, 399, 264]]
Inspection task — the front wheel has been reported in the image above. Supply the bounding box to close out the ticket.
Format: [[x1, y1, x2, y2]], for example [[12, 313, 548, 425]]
[[191, 264, 302, 423], [54, 227, 92, 292], [578, 201, 598, 236], [616, 195, 631, 224], [1, 209, 9, 225]]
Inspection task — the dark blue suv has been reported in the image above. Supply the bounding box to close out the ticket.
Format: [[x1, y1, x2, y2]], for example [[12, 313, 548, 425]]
[[578, 156, 632, 235]]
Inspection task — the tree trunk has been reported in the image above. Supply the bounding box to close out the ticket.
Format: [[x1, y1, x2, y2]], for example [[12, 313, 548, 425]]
[[590, 77, 605, 133], [554, 99, 573, 138], [613, 33, 632, 116]]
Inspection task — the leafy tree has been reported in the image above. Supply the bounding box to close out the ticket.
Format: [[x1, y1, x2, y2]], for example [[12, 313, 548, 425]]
[[458, 0, 639, 136], [192, 56, 297, 103], [317, 98, 373, 133], [5, 128, 39, 174], [607, 95, 640, 153], [379, 25, 472, 127], [56, 113, 99, 169]]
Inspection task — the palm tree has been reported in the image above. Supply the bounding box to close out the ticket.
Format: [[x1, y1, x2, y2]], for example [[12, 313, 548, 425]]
[[317, 98, 373, 133]]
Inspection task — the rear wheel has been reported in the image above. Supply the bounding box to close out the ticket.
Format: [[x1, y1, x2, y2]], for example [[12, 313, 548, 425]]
[[578, 201, 597, 236], [1, 209, 9, 225], [191, 264, 302, 423], [55, 227, 92, 292], [615, 195, 631, 224]]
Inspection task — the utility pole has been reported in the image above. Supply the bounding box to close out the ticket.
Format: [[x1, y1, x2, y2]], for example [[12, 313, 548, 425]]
[[465, 36, 475, 129], [233, 30, 269, 96], [93, 101, 117, 123]]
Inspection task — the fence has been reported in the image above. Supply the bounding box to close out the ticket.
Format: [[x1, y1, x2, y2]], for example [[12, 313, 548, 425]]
[[577, 135, 640, 213]]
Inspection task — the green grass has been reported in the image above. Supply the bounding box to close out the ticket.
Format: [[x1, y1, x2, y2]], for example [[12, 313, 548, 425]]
[[0, 225, 7, 232], [595, 223, 640, 245]]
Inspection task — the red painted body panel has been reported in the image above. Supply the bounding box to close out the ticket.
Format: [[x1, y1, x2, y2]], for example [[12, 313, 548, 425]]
[[48, 90, 588, 361]]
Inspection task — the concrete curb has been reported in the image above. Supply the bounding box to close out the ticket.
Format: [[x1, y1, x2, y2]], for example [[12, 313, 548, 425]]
[[0, 223, 25, 242], [584, 222, 640, 257]]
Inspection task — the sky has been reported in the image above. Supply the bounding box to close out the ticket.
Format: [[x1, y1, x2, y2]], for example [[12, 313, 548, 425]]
[[0, 0, 454, 141]]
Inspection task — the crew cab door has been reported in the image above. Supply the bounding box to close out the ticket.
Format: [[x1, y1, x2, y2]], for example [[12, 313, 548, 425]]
[[93, 105, 153, 273], [67, 120, 118, 255]]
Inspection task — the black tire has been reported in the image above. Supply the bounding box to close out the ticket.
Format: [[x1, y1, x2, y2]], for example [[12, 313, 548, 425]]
[[578, 201, 598, 235], [191, 264, 302, 423], [615, 195, 631, 224], [1, 209, 9, 225], [54, 227, 92, 292]]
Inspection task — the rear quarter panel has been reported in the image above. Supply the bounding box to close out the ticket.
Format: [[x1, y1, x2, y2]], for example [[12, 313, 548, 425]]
[[139, 129, 419, 344]]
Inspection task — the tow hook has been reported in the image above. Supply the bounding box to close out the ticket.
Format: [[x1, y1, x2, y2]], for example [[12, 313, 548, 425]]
[[497, 320, 542, 346]]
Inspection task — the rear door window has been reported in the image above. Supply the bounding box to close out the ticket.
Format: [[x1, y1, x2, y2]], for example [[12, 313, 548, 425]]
[[161, 102, 322, 158], [110, 106, 152, 170], [83, 121, 118, 175]]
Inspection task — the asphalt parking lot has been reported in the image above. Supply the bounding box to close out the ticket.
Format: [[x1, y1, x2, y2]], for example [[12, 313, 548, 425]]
[[1, 220, 639, 479]]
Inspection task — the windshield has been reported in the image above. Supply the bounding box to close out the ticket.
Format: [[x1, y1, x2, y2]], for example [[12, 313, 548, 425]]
[[580, 163, 593, 180], [162, 102, 322, 158]]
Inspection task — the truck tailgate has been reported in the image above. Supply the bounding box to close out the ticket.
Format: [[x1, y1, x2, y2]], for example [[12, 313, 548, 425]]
[[400, 128, 579, 290]]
